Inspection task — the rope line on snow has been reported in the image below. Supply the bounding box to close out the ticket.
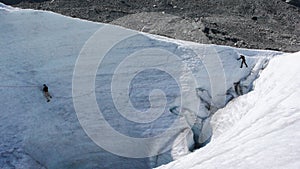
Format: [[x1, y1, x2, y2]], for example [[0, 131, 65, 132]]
[[0, 85, 40, 88], [0, 85, 96, 102]]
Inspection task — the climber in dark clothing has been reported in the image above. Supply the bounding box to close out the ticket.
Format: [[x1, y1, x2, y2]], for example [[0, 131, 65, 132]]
[[43, 84, 52, 102], [43, 84, 48, 92], [237, 55, 248, 68]]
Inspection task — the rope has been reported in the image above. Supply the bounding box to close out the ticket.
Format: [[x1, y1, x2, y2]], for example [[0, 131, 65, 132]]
[[0, 85, 39, 88]]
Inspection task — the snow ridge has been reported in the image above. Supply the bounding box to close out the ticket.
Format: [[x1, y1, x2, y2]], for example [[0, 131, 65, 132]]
[[157, 52, 300, 169]]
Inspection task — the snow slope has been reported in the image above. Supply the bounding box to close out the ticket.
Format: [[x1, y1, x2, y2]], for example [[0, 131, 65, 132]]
[[0, 3, 286, 169], [157, 52, 300, 169]]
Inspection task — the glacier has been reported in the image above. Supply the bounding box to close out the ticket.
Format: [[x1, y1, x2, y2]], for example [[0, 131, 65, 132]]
[[1, 3, 298, 169]]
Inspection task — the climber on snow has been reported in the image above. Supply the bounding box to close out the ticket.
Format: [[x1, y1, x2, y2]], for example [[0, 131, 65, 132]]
[[237, 54, 248, 68], [43, 84, 52, 102]]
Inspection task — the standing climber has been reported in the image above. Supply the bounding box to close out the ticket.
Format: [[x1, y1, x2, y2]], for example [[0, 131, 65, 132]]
[[43, 84, 52, 102], [237, 55, 248, 68]]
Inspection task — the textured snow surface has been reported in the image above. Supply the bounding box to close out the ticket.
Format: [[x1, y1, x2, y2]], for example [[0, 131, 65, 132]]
[[157, 52, 300, 169], [0, 3, 293, 169]]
